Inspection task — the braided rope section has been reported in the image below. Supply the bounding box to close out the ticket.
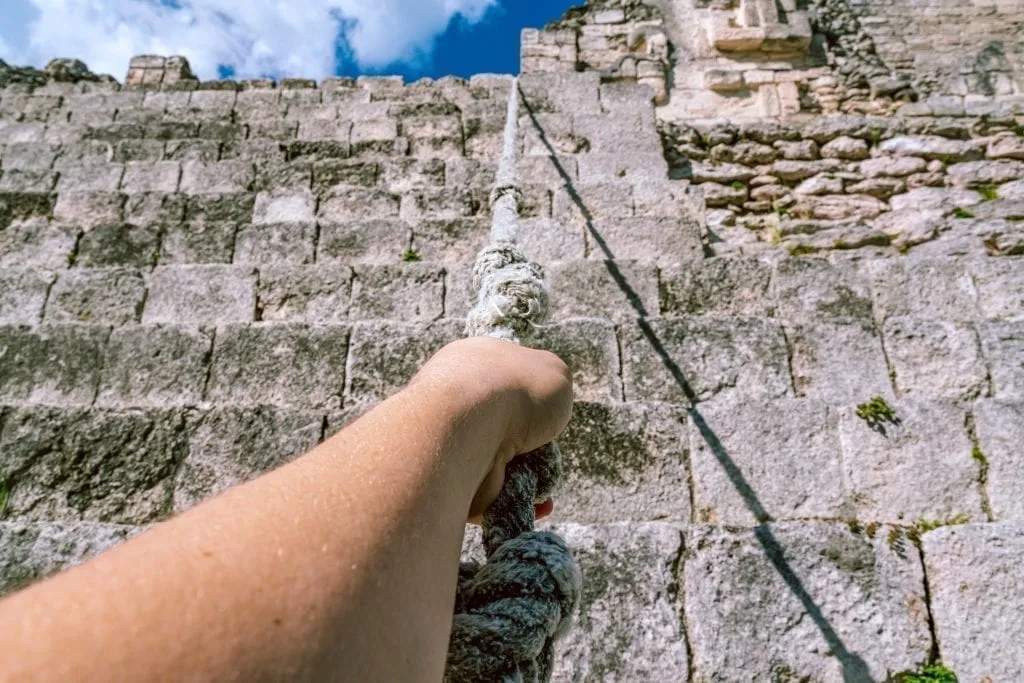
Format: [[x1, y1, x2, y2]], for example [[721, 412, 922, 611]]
[[444, 79, 582, 683]]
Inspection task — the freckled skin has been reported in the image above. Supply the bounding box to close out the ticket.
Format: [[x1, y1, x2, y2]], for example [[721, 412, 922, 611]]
[[0, 337, 572, 683]]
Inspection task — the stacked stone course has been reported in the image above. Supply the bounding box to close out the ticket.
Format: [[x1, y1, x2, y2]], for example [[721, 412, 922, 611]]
[[2, 0, 1024, 680]]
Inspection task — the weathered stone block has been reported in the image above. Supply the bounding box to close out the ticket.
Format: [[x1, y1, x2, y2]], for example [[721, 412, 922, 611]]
[[970, 256, 1024, 321], [345, 320, 463, 404], [879, 135, 985, 162], [785, 319, 893, 404], [74, 223, 159, 268], [586, 217, 704, 266], [550, 403, 689, 523], [0, 269, 54, 325], [53, 192, 122, 227], [884, 317, 987, 401], [119, 161, 181, 193], [318, 187, 399, 222], [862, 257, 979, 323], [946, 160, 1024, 188], [45, 268, 146, 325], [519, 72, 601, 116], [0, 324, 108, 406], [207, 323, 349, 408], [517, 218, 585, 263], [0, 522, 136, 597], [0, 219, 77, 270], [541, 523, 689, 681], [859, 156, 927, 178], [922, 523, 1024, 682], [979, 321, 1024, 399], [974, 399, 1024, 521], [689, 398, 846, 525], [55, 163, 124, 193], [159, 221, 237, 264], [661, 257, 773, 317], [350, 118, 399, 155], [0, 407, 188, 523], [839, 398, 983, 523], [531, 320, 621, 402], [256, 265, 351, 323], [546, 260, 658, 322], [620, 316, 792, 404], [233, 222, 315, 265], [252, 190, 316, 224], [174, 407, 323, 511], [0, 169, 59, 193], [772, 256, 873, 322], [96, 326, 213, 408], [349, 264, 444, 322], [409, 218, 489, 265], [143, 265, 256, 325], [179, 161, 254, 194], [685, 522, 931, 682]]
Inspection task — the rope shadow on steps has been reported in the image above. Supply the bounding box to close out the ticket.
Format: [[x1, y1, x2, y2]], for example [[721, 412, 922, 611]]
[[519, 92, 875, 683]]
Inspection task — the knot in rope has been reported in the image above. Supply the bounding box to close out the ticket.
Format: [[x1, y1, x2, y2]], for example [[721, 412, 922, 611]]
[[445, 77, 582, 683]]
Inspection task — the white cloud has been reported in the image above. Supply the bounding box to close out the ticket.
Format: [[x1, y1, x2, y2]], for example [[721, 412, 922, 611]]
[[0, 0, 498, 80]]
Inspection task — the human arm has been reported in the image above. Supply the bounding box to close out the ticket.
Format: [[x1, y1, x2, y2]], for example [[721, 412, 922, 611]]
[[0, 337, 573, 682]]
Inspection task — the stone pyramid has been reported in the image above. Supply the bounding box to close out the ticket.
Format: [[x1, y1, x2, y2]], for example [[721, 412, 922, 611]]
[[2, 0, 1024, 680]]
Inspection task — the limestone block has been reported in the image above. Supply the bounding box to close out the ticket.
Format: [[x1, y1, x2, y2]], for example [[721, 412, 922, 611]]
[[345, 320, 464, 404], [862, 257, 979, 323], [159, 221, 236, 264], [165, 139, 220, 162], [0, 407, 188, 524], [839, 398, 983, 523], [233, 222, 315, 265], [685, 522, 931, 682], [884, 317, 987, 401], [143, 265, 256, 325], [444, 264, 475, 320], [0, 522, 135, 598], [252, 190, 316, 224], [998, 179, 1024, 201], [620, 316, 791, 404], [349, 264, 444, 322], [207, 323, 349, 408], [0, 169, 59, 193], [859, 156, 927, 178], [179, 161, 254, 195], [184, 193, 255, 225], [879, 135, 985, 162], [0, 269, 54, 325], [704, 69, 745, 93], [256, 265, 351, 324], [588, 216, 704, 267], [45, 268, 146, 325], [973, 400, 1024, 521], [399, 188, 484, 221], [785, 319, 893, 404], [690, 162, 757, 184], [54, 163, 124, 193], [518, 73, 601, 116], [531, 320, 621, 402], [0, 219, 76, 270], [96, 326, 213, 408], [543, 523, 688, 681], [382, 158, 444, 193], [576, 152, 666, 184], [820, 136, 870, 161], [970, 199, 1024, 221], [350, 118, 399, 154], [771, 159, 842, 182], [922, 523, 1024, 682], [632, 181, 701, 218], [774, 139, 820, 160], [890, 187, 984, 214], [119, 161, 181, 193], [793, 174, 844, 196], [661, 257, 773, 317], [552, 182, 632, 225], [318, 187, 399, 222], [317, 219, 411, 265], [400, 115, 463, 157], [969, 256, 1024, 321], [987, 132, 1024, 161], [546, 260, 658, 322], [296, 120, 350, 142], [174, 407, 323, 512], [691, 397, 846, 525], [75, 223, 159, 268], [409, 218, 489, 265], [1, 142, 61, 170], [0, 324, 108, 406], [979, 321, 1024, 399], [444, 158, 494, 192], [845, 177, 905, 199], [946, 159, 1024, 188]]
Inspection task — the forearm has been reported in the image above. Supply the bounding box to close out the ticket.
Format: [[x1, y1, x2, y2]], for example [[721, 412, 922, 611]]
[[0, 382, 495, 682]]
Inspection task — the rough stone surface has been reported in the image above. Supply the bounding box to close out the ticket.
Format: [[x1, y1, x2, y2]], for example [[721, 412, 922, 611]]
[[922, 523, 1024, 682], [974, 399, 1024, 522]]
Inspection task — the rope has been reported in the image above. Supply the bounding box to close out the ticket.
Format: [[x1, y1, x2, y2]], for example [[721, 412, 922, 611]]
[[444, 79, 582, 683]]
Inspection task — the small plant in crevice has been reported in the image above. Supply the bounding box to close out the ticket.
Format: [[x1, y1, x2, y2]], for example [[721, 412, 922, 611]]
[[788, 243, 815, 256], [977, 185, 999, 201], [855, 396, 899, 432], [906, 514, 972, 548], [730, 180, 745, 191], [401, 249, 422, 263], [891, 661, 959, 683], [0, 479, 9, 516], [951, 207, 974, 219], [971, 444, 988, 467]]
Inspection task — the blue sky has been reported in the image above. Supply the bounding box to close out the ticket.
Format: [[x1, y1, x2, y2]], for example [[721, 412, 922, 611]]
[[0, 0, 579, 82]]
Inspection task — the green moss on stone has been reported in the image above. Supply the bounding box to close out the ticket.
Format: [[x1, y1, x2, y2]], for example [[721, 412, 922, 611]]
[[856, 396, 897, 425], [401, 249, 422, 263], [951, 207, 974, 219], [977, 185, 999, 201], [893, 662, 959, 682]]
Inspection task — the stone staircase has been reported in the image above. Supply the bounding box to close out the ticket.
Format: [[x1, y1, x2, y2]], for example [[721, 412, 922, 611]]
[[1, 65, 1023, 682]]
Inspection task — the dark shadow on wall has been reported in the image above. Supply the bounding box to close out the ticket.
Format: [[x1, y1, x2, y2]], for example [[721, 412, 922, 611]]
[[519, 89, 875, 683]]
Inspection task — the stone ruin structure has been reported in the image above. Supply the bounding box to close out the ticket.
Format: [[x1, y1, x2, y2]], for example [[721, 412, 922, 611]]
[[1, 0, 1023, 680]]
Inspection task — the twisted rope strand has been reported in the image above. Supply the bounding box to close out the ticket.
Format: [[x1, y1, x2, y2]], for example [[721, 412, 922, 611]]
[[444, 78, 582, 683]]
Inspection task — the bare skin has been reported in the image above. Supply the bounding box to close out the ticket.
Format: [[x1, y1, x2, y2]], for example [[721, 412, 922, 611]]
[[0, 338, 573, 682]]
